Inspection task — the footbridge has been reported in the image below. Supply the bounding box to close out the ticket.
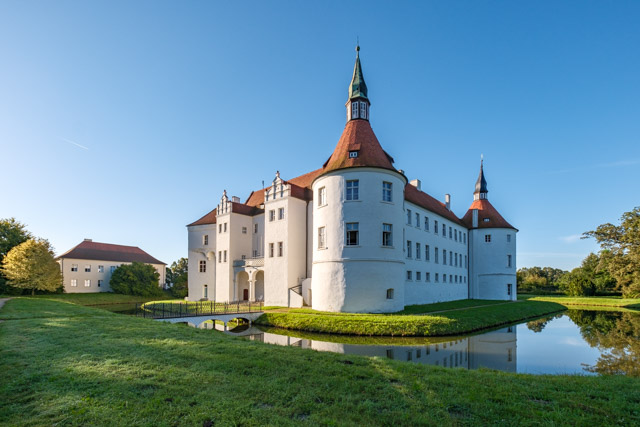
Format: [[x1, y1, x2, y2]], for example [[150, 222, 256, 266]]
[[137, 301, 264, 330]]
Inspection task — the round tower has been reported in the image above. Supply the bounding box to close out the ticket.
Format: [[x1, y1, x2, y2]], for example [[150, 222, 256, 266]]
[[311, 47, 406, 313], [463, 159, 518, 301]]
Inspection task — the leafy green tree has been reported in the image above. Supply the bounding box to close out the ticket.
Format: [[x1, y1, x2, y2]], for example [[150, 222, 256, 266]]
[[166, 257, 188, 298], [1, 239, 62, 295], [516, 266, 567, 294], [110, 262, 163, 296], [0, 218, 33, 294], [583, 207, 640, 297]]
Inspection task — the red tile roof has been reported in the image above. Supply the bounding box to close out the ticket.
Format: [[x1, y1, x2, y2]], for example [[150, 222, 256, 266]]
[[244, 168, 323, 207], [321, 119, 396, 176], [230, 202, 264, 216], [57, 240, 165, 265], [404, 184, 466, 227], [461, 199, 516, 230], [187, 208, 217, 226]]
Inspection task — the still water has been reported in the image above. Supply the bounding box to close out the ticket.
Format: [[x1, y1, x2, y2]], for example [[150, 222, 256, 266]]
[[219, 309, 640, 376]]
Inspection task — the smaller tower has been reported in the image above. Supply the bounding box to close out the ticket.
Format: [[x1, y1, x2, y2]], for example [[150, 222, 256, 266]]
[[346, 45, 370, 122], [474, 158, 488, 201]]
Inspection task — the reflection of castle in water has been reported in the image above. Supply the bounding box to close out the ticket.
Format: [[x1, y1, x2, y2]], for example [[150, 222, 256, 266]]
[[223, 325, 517, 372]]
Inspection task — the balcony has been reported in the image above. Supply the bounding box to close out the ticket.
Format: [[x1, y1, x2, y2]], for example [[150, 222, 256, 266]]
[[233, 257, 265, 268]]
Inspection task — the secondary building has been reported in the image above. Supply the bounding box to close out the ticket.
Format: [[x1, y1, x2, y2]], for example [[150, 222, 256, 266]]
[[187, 47, 517, 312], [57, 239, 166, 293]]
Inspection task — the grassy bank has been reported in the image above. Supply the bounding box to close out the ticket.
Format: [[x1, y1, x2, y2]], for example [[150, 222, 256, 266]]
[[522, 295, 640, 309], [0, 292, 178, 306], [255, 300, 565, 337], [1, 298, 638, 426]]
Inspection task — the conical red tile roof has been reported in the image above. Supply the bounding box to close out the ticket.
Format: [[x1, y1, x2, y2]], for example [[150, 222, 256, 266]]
[[321, 119, 396, 176], [461, 199, 516, 230]]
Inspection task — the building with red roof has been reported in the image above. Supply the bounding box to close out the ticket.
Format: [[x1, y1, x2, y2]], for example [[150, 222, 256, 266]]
[[57, 239, 166, 293], [187, 47, 517, 312]]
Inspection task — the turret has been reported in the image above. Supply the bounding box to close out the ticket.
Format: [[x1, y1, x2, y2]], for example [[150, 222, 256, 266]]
[[346, 45, 370, 122]]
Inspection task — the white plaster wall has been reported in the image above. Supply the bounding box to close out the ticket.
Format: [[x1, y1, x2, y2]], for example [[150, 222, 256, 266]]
[[468, 326, 517, 372], [228, 213, 253, 300], [402, 200, 469, 305], [469, 228, 517, 300], [251, 214, 265, 257], [187, 223, 217, 301], [60, 258, 165, 293], [311, 168, 406, 313], [215, 212, 233, 302]]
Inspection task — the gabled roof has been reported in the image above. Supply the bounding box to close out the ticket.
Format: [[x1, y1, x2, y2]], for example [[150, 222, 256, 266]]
[[404, 184, 466, 227], [244, 168, 323, 207], [187, 208, 217, 226], [320, 119, 396, 177], [461, 199, 516, 230], [230, 202, 264, 217], [57, 240, 165, 265]]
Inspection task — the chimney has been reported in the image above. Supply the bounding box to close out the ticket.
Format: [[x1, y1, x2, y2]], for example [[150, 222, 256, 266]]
[[445, 194, 451, 210], [232, 196, 241, 203], [84, 238, 92, 242], [409, 179, 421, 191]]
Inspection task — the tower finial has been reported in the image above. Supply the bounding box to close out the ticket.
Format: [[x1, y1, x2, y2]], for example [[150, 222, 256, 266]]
[[356, 37, 360, 53]]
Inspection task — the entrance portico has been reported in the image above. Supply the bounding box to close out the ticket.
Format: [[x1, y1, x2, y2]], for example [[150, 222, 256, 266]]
[[233, 257, 265, 301]]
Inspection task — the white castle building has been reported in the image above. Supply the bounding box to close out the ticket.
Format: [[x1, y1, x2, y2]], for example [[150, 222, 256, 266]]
[[187, 48, 517, 313]]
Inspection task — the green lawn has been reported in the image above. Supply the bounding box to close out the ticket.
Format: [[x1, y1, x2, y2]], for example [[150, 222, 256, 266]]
[[0, 298, 638, 426], [255, 301, 566, 336], [521, 295, 640, 309], [0, 292, 178, 306]]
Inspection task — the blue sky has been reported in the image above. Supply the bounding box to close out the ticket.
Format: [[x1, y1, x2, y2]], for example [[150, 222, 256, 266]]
[[1, 1, 639, 271]]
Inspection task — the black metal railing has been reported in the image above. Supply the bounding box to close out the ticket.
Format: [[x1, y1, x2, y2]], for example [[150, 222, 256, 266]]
[[136, 300, 263, 319]]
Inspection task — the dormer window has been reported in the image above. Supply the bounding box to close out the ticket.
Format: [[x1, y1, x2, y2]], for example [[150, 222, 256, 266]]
[[483, 218, 490, 223], [349, 151, 358, 158], [351, 102, 359, 119]]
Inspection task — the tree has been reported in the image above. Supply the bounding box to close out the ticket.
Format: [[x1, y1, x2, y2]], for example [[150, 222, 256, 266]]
[[583, 207, 640, 297], [516, 266, 567, 294], [558, 253, 616, 296], [166, 257, 188, 298], [0, 218, 33, 294], [110, 262, 163, 296], [1, 239, 62, 295]]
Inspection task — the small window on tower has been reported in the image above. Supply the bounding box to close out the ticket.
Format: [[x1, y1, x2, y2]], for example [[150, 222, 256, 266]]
[[360, 102, 367, 119], [483, 218, 490, 223], [351, 102, 359, 119], [349, 151, 359, 158]]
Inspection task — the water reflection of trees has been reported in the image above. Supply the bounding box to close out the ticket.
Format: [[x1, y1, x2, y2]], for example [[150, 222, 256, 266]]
[[566, 310, 640, 377], [526, 314, 563, 333]]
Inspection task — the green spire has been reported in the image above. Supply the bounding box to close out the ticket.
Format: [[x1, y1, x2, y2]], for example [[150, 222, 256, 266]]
[[349, 45, 368, 100]]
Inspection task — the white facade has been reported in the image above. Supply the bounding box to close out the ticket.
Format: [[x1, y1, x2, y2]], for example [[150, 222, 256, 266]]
[[186, 50, 517, 312]]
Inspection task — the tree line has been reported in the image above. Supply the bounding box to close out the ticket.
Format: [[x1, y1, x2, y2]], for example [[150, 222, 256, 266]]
[[518, 206, 639, 297]]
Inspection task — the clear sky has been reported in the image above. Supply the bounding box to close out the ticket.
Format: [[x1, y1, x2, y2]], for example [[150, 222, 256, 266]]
[[1, 1, 639, 271]]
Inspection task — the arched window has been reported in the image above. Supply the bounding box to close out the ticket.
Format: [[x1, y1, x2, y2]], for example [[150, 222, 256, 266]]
[[203, 284, 208, 299], [386, 288, 394, 299]]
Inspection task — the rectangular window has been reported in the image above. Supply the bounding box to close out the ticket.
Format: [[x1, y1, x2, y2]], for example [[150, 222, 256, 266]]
[[269, 243, 274, 257], [382, 182, 392, 202], [346, 223, 359, 246], [110, 266, 116, 273], [507, 234, 511, 243], [406, 240, 412, 258], [386, 289, 394, 299], [269, 210, 275, 222], [435, 273, 439, 283], [318, 187, 326, 206], [382, 223, 392, 247], [507, 255, 512, 268], [424, 217, 429, 231], [349, 150, 358, 158], [360, 101, 366, 119], [442, 224, 446, 236], [416, 242, 421, 260], [98, 265, 104, 273], [443, 249, 446, 265], [346, 180, 359, 201], [443, 274, 447, 283], [278, 207, 285, 220], [254, 224, 259, 234], [223, 250, 227, 262], [71, 264, 78, 272], [84, 279, 91, 287], [426, 272, 430, 282], [454, 230, 458, 242], [318, 226, 326, 249], [219, 224, 222, 233], [203, 235, 209, 245], [351, 102, 358, 119], [407, 209, 412, 225], [434, 220, 439, 234], [448, 226, 452, 238], [253, 250, 258, 257], [85, 265, 91, 273], [70, 279, 77, 287], [278, 242, 283, 257], [414, 213, 419, 228], [98, 280, 103, 287], [450, 274, 453, 283], [218, 251, 222, 263], [224, 223, 227, 232], [455, 253, 458, 267], [199, 260, 206, 273], [507, 283, 512, 296], [407, 270, 412, 281], [242, 227, 247, 234], [485, 234, 492, 243], [449, 251, 453, 266], [416, 271, 422, 281], [425, 245, 430, 261], [435, 247, 439, 264]]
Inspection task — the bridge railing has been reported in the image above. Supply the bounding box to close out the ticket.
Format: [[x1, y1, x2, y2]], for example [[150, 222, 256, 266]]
[[137, 300, 264, 319]]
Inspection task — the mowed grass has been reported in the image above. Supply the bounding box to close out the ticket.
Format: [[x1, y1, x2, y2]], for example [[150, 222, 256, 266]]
[[1, 299, 639, 426], [0, 292, 178, 306], [522, 295, 640, 309], [256, 301, 566, 336]]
